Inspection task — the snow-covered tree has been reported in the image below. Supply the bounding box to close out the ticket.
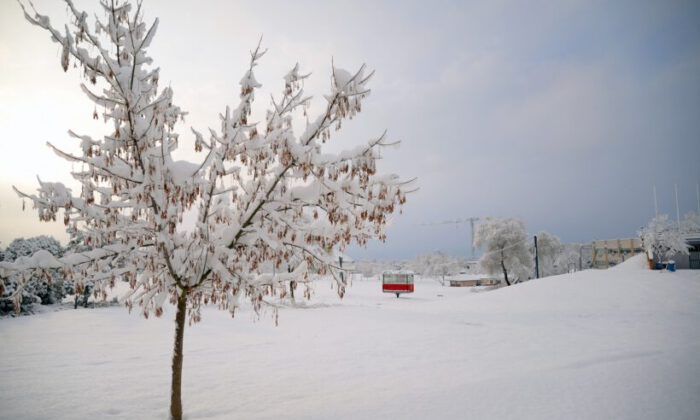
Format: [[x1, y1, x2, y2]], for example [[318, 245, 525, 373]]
[[532, 231, 562, 277], [1, 1, 411, 418], [0, 236, 66, 314], [1, 235, 64, 262], [639, 214, 690, 263], [682, 212, 700, 234], [409, 252, 461, 276], [474, 217, 533, 285], [554, 245, 582, 274]]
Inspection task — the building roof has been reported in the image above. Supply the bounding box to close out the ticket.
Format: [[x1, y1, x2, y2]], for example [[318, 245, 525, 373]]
[[447, 273, 493, 281]]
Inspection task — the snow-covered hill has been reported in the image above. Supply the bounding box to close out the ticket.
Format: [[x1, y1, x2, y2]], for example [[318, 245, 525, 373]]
[[1, 255, 699, 419]]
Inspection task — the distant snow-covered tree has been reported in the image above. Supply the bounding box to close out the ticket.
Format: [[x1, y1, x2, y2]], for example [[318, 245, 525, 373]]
[[639, 214, 690, 263], [682, 212, 700, 234], [532, 231, 562, 277], [474, 218, 533, 285], [2, 1, 411, 418], [2, 236, 64, 262], [0, 236, 66, 314], [409, 252, 461, 276], [554, 245, 581, 274]]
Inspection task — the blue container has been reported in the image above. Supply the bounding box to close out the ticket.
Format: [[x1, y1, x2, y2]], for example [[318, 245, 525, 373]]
[[667, 261, 676, 272], [654, 262, 663, 270]]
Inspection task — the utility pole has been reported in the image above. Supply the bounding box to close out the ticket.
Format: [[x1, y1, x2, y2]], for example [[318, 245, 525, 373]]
[[675, 183, 681, 229], [696, 182, 699, 213], [534, 235, 540, 279], [579, 245, 583, 271], [467, 217, 479, 258], [653, 184, 659, 217]]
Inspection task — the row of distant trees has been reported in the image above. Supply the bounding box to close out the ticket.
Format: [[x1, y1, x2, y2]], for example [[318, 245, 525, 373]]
[[355, 222, 591, 283], [478, 211, 700, 285], [474, 218, 589, 285], [11, 211, 693, 314], [355, 252, 470, 279]]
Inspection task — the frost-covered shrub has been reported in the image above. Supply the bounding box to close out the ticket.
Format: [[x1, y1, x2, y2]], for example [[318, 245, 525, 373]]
[[0, 279, 41, 315]]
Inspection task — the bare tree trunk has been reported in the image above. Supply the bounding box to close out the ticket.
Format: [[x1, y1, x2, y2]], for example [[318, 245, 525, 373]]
[[170, 289, 188, 420], [500, 250, 510, 286], [83, 285, 90, 308]]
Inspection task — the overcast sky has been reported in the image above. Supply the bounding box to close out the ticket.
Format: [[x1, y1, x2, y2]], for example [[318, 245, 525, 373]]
[[1, 0, 699, 260]]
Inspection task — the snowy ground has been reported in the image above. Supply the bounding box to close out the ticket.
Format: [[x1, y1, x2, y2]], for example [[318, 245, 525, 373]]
[[1, 255, 700, 420]]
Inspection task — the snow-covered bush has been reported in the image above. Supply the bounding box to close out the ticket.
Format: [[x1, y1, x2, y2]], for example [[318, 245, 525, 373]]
[[3, 1, 411, 418], [639, 214, 690, 263], [474, 217, 533, 285], [0, 271, 42, 315], [0, 236, 65, 315]]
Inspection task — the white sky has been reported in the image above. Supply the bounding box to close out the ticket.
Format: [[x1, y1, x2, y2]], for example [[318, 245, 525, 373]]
[[1, 0, 699, 259]]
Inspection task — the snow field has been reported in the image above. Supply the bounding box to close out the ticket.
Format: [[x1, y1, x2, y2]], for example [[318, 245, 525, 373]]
[[1, 255, 699, 419]]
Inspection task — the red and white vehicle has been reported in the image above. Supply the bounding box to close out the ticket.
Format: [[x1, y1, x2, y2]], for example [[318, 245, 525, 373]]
[[382, 271, 415, 298]]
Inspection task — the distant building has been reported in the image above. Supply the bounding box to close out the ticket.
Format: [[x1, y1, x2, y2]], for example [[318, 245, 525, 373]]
[[446, 273, 499, 287], [591, 238, 644, 269], [672, 233, 700, 269], [336, 253, 356, 272], [463, 260, 480, 272]]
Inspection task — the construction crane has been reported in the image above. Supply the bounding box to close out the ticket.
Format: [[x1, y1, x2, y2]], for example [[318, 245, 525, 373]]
[[421, 217, 480, 258]]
